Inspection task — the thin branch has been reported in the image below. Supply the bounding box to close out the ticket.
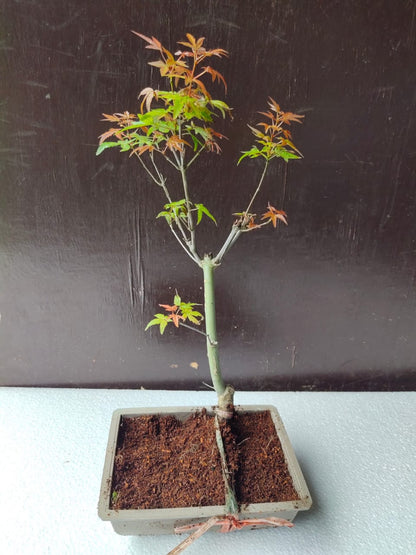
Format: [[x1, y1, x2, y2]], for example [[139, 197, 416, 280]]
[[178, 146, 200, 261], [148, 152, 200, 263], [244, 158, 269, 216], [132, 152, 161, 185], [177, 122, 196, 241], [212, 225, 241, 264], [180, 162, 196, 241], [157, 149, 180, 171], [169, 225, 202, 266], [213, 159, 270, 264], [185, 143, 206, 169], [179, 321, 207, 336]]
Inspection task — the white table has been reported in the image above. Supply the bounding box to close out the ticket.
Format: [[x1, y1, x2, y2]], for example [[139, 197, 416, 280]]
[[1, 388, 415, 554]]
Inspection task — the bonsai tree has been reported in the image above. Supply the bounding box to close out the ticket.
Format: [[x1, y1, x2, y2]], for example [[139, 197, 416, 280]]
[[97, 32, 304, 549], [97, 32, 303, 417]]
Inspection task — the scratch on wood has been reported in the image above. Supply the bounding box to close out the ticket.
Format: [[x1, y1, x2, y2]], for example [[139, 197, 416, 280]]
[[21, 81, 48, 89], [269, 32, 288, 44], [128, 254, 135, 308], [214, 18, 242, 30], [91, 161, 114, 180], [43, 8, 85, 32], [291, 344, 297, 368], [129, 206, 145, 314]]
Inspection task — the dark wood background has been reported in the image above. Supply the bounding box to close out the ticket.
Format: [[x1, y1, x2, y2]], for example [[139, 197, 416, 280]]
[[1, 0, 415, 389]]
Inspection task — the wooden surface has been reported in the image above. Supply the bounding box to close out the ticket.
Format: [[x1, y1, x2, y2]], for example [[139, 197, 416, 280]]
[[1, 1, 415, 388]]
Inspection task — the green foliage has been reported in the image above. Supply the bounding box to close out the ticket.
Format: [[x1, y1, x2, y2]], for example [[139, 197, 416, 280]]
[[97, 33, 305, 376], [145, 293, 204, 334], [145, 313, 172, 335], [96, 34, 231, 161], [238, 98, 303, 164], [156, 199, 188, 225], [195, 203, 217, 225], [156, 200, 217, 227]]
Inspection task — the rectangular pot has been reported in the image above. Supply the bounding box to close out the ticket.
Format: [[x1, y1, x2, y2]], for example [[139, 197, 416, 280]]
[[98, 405, 312, 535]]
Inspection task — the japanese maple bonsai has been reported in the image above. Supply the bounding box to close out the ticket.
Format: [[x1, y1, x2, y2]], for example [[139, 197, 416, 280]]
[[97, 32, 309, 544]]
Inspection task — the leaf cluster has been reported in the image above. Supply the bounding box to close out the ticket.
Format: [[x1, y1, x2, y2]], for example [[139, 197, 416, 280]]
[[233, 203, 288, 231], [157, 199, 217, 226], [238, 98, 304, 164], [97, 33, 231, 161], [145, 293, 203, 334]]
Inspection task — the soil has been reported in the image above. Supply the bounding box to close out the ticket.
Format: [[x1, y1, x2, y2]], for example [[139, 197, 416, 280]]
[[110, 409, 299, 510]]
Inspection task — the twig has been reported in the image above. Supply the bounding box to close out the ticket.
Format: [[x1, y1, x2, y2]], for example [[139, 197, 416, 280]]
[[169, 226, 201, 266], [170, 514, 294, 554], [168, 517, 219, 555], [244, 159, 269, 217], [179, 321, 207, 336], [213, 159, 270, 264]]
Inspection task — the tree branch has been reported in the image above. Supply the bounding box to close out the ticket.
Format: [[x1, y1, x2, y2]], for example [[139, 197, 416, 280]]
[[169, 225, 202, 266], [213, 160, 270, 264], [244, 159, 269, 216]]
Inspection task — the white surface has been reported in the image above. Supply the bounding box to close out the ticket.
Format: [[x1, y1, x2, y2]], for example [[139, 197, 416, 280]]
[[0, 388, 415, 555]]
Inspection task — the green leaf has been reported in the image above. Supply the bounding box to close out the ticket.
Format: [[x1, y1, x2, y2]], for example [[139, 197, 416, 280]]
[[119, 141, 132, 152], [210, 99, 231, 118], [187, 131, 203, 151], [164, 199, 187, 209], [237, 147, 265, 164], [180, 302, 203, 325], [156, 211, 173, 224], [172, 96, 187, 119], [273, 148, 301, 162], [248, 124, 267, 139], [96, 142, 121, 156], [187, 125, 210, 140], [187, 314, 203, 325], [195, 203, 217, 225], [145, 313, 171, 335], [159, 320, 168, 334], [174, 293, 181, 306]]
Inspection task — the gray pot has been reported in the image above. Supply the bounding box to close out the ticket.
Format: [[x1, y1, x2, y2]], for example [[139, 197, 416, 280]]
[[98, 405, 312, 535]]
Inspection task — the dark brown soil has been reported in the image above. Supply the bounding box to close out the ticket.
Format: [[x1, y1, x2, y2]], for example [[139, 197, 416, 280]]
[[111, 409, 298, 510], [229, 411, 299, 504]]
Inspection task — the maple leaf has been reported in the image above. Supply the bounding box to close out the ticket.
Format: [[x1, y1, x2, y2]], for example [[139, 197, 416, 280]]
[[203, 47, 228, 58], [131, 31, 164, 52], [101, 112, 135, 126], [131, 144, 155, 156], [159, 303, 177, 313], [138, 87, 156, 112], [198, 66, 227, 92], [261, 203, 288, 227], [101, 113, 121, 123], [177, 33, 203, 50], [168, 312, 184, 327], [98, 127, 120, 144], [280, 111, 304, 125], [164, 135, 191, 153], [267, 98, 281, 113]]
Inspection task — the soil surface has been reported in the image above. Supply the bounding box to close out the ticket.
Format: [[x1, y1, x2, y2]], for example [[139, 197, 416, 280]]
[[111, 409, 298, 510]]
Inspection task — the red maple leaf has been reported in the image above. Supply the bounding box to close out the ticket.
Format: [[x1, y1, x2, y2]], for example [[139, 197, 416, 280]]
[[261, 203, 288, 227], [159, 304, 177, 313], [168, 312, 184, 327]]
